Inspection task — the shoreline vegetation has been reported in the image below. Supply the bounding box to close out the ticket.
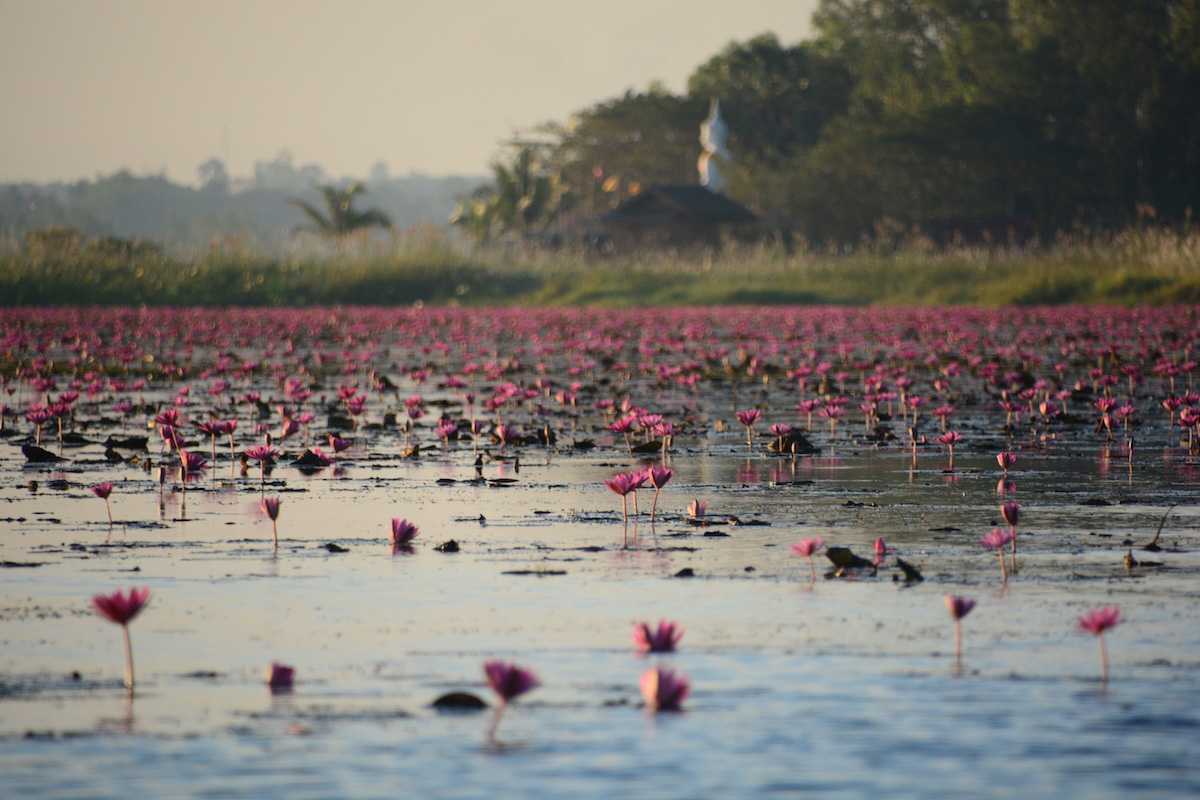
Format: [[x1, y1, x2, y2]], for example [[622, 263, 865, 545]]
[[3, 225, 1199, 307]]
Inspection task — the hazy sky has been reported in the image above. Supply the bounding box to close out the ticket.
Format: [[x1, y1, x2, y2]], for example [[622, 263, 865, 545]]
[[0, 0, 816, 184]]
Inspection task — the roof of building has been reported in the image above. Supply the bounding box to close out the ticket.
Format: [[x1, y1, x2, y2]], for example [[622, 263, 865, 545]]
[[601, 185, 757, 226]]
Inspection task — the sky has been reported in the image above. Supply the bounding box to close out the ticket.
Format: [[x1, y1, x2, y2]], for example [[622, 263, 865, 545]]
[[0, 0, 816, 184]]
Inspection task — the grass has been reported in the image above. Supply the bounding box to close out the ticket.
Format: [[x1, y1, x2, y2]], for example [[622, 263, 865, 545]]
[[3, 225, 1199, 307]]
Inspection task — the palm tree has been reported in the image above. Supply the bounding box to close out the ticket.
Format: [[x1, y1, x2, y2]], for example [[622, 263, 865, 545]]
[[290, 183, 391, 237], [450, 146, 573, 244]]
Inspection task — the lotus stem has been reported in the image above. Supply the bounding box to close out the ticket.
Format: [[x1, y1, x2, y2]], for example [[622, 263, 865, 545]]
[[122, 625, 135, 692]]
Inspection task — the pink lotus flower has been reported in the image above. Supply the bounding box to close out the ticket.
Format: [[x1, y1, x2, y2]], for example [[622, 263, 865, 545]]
[[791, 536, 825, 582], [645, 464, 673, 521], [944, 595, 976, 620], [791, 536, 824, 558], [735, 408, 761, 427], [736, 408, 761, 445], [93, 482, 114, 524], [633, 620, 684, 653], [328, 434, 351, 453], [179, 449, 207, 474], [1001, 500, 1021, 573], [390, 518, 419, 547], [1078, 606, 1120, 636], [980, 528, 1012, 582], [1078, 606, 1121, 682], [606, 471, 641, 522], [261, 496, 281, 547], [93, 586, 150, 626], [266, 661, 295, 691], [92, 587, 150, 690], [245, 445, 279, 464], [944, 594, 976, 668], [483, 660, 540, 704], [641, 666, 690, 712], [873, 536, 887, 566], [996, 451, 1017, 472]]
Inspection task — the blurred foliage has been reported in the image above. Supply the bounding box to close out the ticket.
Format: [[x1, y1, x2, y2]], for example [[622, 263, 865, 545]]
[[5, 222, 1200, 307]]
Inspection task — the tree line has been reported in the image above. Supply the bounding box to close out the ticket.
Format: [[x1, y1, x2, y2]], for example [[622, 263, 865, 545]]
[[458, 0, 1200, 246]]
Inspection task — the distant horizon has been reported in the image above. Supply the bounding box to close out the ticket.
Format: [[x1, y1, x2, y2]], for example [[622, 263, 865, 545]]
[[0, 0, 815, 186]]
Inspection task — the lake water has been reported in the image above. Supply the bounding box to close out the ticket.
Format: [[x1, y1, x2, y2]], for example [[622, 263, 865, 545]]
[[1, 306, 1198, 798]]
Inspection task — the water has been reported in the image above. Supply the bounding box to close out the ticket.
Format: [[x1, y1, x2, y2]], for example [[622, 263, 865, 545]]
[[1, 306, 1199, 798]]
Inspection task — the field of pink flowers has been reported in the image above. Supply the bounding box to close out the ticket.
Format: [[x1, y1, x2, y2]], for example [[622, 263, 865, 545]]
[[2, 305, 1199, 798]]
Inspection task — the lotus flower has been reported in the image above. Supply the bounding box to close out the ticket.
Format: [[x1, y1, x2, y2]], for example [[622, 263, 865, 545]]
[[390, 517, 419, 548], [633, 620, 684, 653], [482, 659, 540, 741], [687, 498, 707, 520], [484, 660, 540, 703], [645, 464, 673, 521], [791, 536, 825, 582], [1078, 606, 1121, 683], [944, 594, 976, 668], [93, 482, 114, 524], [266, 661, 295, 691], [261, 496, 281, 547], [735, 408, 761, 445], [641, 666, 690, 712], [980, 528, 1012, 582], [92, 587, 150, 690], [606, 471, 641, 522]]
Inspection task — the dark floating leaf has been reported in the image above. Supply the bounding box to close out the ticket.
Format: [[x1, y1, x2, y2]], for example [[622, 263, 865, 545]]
[[501, 569, 565, 576], [1, 560, 45, 568], [432, 692, 487, 712], [673, 568, 696, 578], [894, 558, 924, 584], [928, 526, 961, 533], [728, 516, 769, 526], [21, 444, 66, 464], [434, 540, 460, 553], [103, 448, 125, 463], [103, 434, 148, 451], [1081, 498, 1112, 506], [766, 432, 818, 455], [572, 439, 596, 450], [631, 439, 665, 454], [703, 531, 731, 538], [292, 450, 331, 468], [435, 478, 457, 486], [323, 543, 349, 553], [825, 547, 876, 576]]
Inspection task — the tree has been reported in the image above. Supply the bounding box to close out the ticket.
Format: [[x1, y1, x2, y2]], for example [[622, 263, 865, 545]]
[[197, 158, 230, 194], [451, 145, 573, 243], [289, 183, 391, 238]]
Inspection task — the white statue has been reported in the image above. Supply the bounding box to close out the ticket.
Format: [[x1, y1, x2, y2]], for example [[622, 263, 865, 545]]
[[698, 98, 730, 192]]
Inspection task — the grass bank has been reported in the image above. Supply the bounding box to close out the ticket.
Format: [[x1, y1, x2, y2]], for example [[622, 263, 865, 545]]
[[3, 226, 1199, 306]]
